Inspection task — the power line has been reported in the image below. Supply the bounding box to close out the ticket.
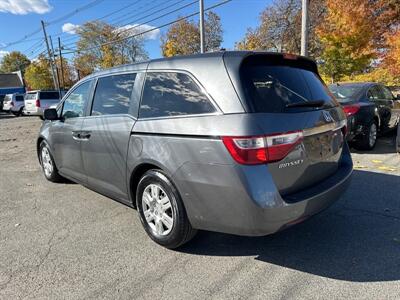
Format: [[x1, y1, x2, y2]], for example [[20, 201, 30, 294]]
[[57, 0, 180, 44], [62, 0, 232, 55], [45, 0, 105, 26], [0, 0, 105, 50], [61, 0, 198, 49]]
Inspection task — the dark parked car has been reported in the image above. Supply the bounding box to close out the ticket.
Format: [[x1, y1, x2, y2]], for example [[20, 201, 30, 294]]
[[37, 52, 352, 248], [397, 122, 400, 153], [329, 82, 399, 150]]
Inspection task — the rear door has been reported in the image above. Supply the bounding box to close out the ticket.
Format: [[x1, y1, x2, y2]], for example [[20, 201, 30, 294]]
[[81, 72, 142, 201], [237, 54, 346, 196]]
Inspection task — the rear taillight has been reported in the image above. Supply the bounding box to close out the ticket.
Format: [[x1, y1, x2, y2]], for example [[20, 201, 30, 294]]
[[222, 131, 303, 165], [342, 104, 360, 117], [35, 99, 41, 107], [10, 102, 14, 107]]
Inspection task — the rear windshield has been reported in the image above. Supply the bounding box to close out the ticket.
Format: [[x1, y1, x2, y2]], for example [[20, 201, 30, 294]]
[[25, 93, 37, 100], [328, 85, 362, 103], [39, 91, 60, 99], [4, 95, 11, 101], [241, 56, 337, 113]]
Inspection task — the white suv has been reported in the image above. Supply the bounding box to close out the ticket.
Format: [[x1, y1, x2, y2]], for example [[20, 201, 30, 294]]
[[24, 90, 62, 117], [3, 93, 25, 116]]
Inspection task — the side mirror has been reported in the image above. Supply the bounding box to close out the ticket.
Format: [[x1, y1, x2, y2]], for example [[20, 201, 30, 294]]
[[43, 108, 59, 121]]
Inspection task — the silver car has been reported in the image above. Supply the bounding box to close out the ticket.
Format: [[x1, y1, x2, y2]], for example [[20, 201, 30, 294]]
[[37, 52, 353, 248], [24, 90, 62, 117], [2, 93, 25, 116]]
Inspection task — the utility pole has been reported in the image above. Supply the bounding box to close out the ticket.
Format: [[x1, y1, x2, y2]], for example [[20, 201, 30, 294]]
[[49, 36, 61, 92], [300, 0, 309, 56], [199, 0, 205, 53], [41, 20, 58, 90], [58, 37, 65, 90]]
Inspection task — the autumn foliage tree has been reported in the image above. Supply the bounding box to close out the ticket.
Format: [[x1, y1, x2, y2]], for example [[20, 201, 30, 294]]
[[235, 0, 326, 58], [24, 55, 53, 90], [316, 0, 376, 82], [161, 11, 223, 57], [74, 21, 148, 77], [0, 51, 30, 73]]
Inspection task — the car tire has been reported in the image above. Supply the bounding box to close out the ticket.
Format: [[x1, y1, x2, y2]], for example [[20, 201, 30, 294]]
[[39, 141, 64, 182], [136, 169, 197, 249], [355, 121, 378, 150]]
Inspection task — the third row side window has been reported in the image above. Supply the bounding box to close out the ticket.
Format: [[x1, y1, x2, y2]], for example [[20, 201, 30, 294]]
[[139, 72, 216, 118]]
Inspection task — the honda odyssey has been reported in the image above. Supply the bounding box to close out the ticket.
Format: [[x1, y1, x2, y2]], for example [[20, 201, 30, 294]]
[[37, 51, 353, 248]]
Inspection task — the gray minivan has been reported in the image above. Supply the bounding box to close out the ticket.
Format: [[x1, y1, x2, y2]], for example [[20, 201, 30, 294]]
[[38, 52, 353, 248]]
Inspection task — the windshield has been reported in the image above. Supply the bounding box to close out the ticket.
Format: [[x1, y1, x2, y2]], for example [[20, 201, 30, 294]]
[[328, 85, 362, 103], [25, 93, 37, 100], [241, 57, 337, 113]]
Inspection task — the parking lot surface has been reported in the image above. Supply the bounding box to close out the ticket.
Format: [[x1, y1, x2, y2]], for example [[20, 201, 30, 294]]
[[1, 113, 399, 299]]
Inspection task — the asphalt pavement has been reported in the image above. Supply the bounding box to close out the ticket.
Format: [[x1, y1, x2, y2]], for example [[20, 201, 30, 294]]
[[0, 112, 399, 299]]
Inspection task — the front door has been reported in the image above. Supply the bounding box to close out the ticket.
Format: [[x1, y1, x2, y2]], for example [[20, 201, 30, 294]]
[[53, 80, 93, 183], [81, 73, 139, 201]]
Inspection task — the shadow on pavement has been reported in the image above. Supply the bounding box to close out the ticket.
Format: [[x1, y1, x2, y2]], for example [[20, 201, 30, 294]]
[[350, 130, 398, 155], [182, 170, 400, 282], [0, 111, 17, 120]]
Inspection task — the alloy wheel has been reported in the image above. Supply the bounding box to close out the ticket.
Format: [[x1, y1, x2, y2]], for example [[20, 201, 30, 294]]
[[41, 146, 53, 178], [141, 184, 174, 237]]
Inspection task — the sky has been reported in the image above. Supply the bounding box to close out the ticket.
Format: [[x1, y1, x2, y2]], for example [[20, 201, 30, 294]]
[[0, 0, 270, 62]]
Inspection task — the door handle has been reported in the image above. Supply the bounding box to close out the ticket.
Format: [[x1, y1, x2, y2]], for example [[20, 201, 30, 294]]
[[72, 131, 81, 140]]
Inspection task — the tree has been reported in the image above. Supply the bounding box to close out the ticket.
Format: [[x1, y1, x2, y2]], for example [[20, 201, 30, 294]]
[[235, 0, 326, 58], [24, 55, 53, 90], [316, 0, 376, 82], [55, 57, 75, 89], [73, 21, 148, 77], [161, 11, 223, 57], [0, 51, 30, 73]]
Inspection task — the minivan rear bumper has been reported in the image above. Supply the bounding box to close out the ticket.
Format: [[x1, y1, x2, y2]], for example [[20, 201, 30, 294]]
[[173, 144, 353, 236]]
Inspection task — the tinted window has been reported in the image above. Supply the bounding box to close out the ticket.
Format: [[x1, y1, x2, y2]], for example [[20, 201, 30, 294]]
[[139, 72, 215, 118], [16, 95, 24, 101], [62, 81, 91, 119], [92, 73, 136, 116], [241, 57, 336, 113], [40, 91, 60, 99], [380, 86, 394, 100], [367, 86, 384, 100], [25, 93, 37, 100]]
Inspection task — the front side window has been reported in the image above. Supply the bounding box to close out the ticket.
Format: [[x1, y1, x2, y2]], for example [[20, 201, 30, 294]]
[[16, 95, 24, 101], [91, 73, 136, 116], [62, 81, 92, 119], [139, 72, 215, 118], [380, 86, 394, 100]]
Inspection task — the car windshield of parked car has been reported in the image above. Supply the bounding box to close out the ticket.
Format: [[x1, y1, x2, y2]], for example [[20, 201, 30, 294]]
[[328, 85, 363, 103]]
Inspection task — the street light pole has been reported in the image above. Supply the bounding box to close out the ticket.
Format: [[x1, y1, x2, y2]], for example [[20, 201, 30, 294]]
[[301, 0, 309, 56], [199, 0, 205, 53]]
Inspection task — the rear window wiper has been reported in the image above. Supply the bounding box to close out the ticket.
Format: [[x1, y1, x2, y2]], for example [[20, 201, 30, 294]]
[[285, 100, 326, 108]]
